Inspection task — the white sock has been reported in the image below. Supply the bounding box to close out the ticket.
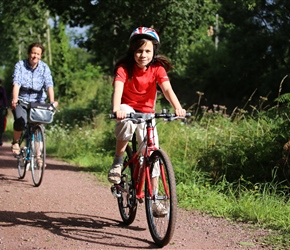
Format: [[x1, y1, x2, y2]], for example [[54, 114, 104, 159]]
[[113, 155, 123, 165]]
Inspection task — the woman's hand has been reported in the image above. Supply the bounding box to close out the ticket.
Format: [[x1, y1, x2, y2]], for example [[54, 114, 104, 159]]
[[11, 99, 18, 110], [52, 101, 59, 108]]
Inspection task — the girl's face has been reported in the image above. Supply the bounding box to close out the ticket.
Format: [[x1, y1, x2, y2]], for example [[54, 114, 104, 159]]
[[134, 41, 154, 69], [29, 47, 42, 69]]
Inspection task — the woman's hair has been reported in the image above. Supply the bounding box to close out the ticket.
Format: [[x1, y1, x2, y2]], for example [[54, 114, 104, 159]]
[[27, 42, 45, 55], [114, 38, 173, 80]]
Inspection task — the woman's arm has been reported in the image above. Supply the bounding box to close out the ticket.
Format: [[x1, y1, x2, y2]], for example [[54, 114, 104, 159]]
[[11, 83, 20, 110], [47, 86, 58, 107]]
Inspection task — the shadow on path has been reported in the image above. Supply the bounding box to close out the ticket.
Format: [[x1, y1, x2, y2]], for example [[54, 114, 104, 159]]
[[0, 210, 155, 249]]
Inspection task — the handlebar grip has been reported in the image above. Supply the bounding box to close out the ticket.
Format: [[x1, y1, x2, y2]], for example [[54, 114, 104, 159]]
[[185, 112, 192, 117]]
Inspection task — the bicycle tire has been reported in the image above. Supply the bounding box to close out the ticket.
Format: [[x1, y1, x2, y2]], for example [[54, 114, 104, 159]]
[[117, 144, 138, 225], [145, 149, 177, 247], [17, 131, 27, 179], [31, 124, 46, 187], [17, 148, 27, 179]]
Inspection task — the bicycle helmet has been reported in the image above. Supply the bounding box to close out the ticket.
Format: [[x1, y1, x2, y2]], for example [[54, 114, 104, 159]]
[[129, 27, 160, 44]]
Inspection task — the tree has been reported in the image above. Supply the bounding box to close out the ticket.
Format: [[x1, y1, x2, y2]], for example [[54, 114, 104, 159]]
[[42, 0, 218, 74], [0, 0, 49, 66], [174, 0, 290, 111], [0, 0, 50, 96]]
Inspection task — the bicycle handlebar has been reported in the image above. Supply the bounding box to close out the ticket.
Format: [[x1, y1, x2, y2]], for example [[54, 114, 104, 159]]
[[109, 112, 191, 122], [18, 99, 57, 112]]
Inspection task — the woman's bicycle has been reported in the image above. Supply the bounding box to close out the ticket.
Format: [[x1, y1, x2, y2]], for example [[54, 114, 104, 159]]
[[16, 100, 56, 187], [110, 110, 191, 247]]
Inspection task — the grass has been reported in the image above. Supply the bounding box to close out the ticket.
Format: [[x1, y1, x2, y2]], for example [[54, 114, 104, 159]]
[[4, 105, 290, 249], [47, 108, 290, 248]]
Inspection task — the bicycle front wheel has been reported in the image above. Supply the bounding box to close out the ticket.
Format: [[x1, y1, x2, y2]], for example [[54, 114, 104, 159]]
[[17, 132, 27, 179], [17, 147, 27, 179], [31, 124, 46, 187], [117, 144, 137, 225], [145, 149, 177, 247]]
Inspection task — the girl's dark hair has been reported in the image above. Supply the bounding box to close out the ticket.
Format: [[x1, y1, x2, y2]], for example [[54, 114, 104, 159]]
[[114, 38, 172, 80], [27, 42, 45, 55]]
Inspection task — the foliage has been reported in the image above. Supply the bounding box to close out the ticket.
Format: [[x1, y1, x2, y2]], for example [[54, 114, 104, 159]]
[[0, 0, 50, 94], [210, 0, 290, 109], [0, 0, 48, 66], [2, 1, 290, 111], [53, 75, 113, 125], [43, 0, 219, 74]]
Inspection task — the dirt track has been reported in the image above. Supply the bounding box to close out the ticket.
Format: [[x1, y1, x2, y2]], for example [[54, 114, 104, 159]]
[[0, 140, 272, 249]]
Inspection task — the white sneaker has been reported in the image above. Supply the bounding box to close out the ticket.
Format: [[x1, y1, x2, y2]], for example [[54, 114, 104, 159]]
[[108, 164, 122, 184], [152, 201, 168, 217]]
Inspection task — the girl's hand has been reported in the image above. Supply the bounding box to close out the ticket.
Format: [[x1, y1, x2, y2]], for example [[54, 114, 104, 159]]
[[115, 110, 127, 120], [175, 108, 186, 117]]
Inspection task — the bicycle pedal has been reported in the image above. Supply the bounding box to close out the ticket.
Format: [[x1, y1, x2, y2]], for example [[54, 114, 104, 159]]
[[137, 198, 144, 203], [14, 153, 22, 159], [110, 186, 121, 198], [153, 212, 167, 218]]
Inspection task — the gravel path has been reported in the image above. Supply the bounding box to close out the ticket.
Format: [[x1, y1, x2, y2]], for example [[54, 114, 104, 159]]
[[0, 141, 272, 249]]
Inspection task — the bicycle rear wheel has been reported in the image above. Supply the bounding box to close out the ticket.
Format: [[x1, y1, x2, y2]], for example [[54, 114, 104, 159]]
[[31, 124, 46, 187], [117, 144, 137, 225], [145, 149, 177, 247]]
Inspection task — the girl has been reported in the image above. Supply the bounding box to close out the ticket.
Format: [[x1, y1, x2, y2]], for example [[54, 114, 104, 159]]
[[108, 27, 186, 215]]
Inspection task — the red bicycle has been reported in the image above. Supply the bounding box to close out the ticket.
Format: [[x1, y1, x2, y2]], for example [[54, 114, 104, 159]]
[[110, 110, 191, 247]]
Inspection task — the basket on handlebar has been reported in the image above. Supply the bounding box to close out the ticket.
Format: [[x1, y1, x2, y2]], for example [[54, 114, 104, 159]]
[[28, 102, 55, 124]]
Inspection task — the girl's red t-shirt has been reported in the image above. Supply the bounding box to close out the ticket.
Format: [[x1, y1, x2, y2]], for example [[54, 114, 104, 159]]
[[114, 63, 169, 113]]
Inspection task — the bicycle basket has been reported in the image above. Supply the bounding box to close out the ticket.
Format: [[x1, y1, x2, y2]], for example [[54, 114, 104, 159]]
[[28, 102, 54, 124]]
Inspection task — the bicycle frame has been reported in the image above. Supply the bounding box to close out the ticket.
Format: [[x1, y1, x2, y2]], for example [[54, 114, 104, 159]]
[[118, 117, 167, 201], [111, 111, 191, 247]]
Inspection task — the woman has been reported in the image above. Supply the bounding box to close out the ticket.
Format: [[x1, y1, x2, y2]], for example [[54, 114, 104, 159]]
[[11, 42, 58, 155]]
